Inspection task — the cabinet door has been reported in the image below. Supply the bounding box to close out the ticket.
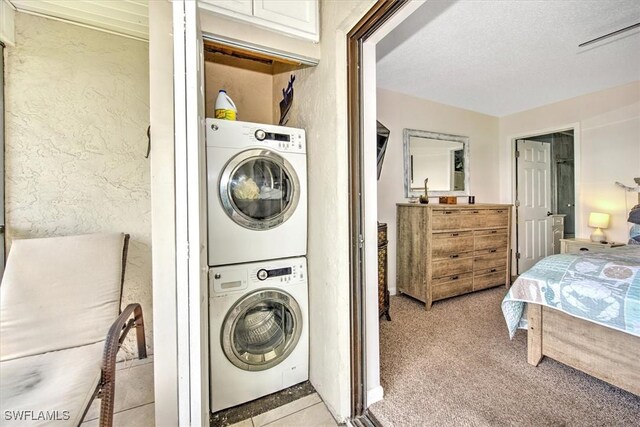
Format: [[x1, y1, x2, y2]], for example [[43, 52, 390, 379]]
[[253, 0, 318, 38], [200, 0, 253, 15]]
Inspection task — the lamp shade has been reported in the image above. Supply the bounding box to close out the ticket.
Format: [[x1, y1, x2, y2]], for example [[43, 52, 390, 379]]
[[588, 212, 610, 229]]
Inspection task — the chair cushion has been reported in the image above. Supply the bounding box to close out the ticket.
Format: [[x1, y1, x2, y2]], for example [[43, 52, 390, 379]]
[[0, 341, 103, 426], [0, 233, 125, 361]]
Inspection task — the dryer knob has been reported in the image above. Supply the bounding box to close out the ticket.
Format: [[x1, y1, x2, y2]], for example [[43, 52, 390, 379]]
[[255, 130, 266, 141], [257, 269, 268, 281]]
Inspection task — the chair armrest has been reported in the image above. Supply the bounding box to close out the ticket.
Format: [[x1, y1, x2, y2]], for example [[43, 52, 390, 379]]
[[98, 303, 147, 427]]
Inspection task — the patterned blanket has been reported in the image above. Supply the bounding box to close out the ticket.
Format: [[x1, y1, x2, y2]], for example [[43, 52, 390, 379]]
[[502, 246, 640, 338]]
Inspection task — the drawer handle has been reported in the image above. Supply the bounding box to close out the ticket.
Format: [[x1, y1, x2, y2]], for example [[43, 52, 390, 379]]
[[451, 275, 459, 280], [445, 211, 453, 215], [449, 254, 459, 259], [579, 247, 589, 251], [451, 233, 459, 237], [490, 268, 497, 273], [473, 210, 479, 214], [489, 249, 497, 253], [497, 210, 504, 213]]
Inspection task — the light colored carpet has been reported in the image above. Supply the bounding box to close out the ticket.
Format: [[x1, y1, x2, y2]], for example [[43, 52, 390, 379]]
[[370, 288, 640, 426]]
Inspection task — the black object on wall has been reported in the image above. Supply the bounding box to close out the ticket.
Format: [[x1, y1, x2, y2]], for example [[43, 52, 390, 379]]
[[376, 121, 390, 180]]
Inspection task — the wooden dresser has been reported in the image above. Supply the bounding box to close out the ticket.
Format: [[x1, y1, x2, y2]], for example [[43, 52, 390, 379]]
[[396, 203, 512, 310]]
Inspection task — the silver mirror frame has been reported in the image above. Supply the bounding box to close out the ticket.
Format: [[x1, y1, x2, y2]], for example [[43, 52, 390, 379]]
[[403, 129, 470, 198]]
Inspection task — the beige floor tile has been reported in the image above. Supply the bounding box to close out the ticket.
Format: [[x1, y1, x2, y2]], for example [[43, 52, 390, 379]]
[[81, 402, 155, 427], [83, 361, 155, 421], [116, 355, 154, 371], [252, 393, 322, 427], [229, 419, 254, 427], [261, 402, 336, 427]]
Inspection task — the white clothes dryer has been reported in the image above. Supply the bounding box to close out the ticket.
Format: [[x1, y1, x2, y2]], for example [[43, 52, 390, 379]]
[[206, 118, 307, 266], [209, 257, 309, 412]]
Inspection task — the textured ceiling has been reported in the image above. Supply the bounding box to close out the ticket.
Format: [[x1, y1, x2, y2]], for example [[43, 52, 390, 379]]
[[9, 0, 148, 41], [376, 0, 640, 117]]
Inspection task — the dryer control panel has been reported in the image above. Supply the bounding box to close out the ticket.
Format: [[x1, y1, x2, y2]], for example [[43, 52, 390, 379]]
[[206, 118, 306, 153], [250, 127, 305, 153]]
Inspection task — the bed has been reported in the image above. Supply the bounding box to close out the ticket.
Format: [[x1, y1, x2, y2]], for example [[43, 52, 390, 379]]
[[502, 246, 640, 395]]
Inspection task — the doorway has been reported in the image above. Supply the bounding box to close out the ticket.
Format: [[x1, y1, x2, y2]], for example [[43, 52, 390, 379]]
[[514, 129, 576, 274]]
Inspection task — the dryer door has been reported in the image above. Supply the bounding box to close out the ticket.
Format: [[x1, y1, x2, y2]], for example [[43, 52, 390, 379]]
[[222, 289, 303, 371], [220, 149, 300, 230]]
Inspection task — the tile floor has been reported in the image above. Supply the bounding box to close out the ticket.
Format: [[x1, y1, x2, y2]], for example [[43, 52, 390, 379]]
[[80, 357, 337, 427], [81, 356, 155, 427], [228, 393, 337, 427]]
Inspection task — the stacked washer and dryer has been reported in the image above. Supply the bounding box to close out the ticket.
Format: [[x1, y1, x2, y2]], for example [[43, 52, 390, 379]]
[[206, 118, 309, 412]]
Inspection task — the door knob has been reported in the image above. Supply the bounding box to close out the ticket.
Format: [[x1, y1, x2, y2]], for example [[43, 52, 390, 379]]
[[547, 211, 553, 216]]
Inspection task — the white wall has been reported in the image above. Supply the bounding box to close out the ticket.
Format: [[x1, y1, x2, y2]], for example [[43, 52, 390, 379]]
[[4, 13, 152, 350], [499, 81, 640, 244], [377, 88, 500, 294]]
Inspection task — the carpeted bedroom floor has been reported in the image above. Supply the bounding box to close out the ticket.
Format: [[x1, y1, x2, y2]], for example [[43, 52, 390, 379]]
[[369, 287, 640, 426]]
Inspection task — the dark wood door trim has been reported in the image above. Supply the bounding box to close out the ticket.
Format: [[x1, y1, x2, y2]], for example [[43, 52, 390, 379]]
[[347, 0, 408, 420]]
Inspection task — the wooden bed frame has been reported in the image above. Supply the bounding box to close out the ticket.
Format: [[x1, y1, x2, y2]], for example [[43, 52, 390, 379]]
[[527, 303, 640, 396]]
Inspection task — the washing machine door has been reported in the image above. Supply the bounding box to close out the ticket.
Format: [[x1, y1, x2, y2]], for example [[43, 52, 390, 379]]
[[221, 288, 303, 371], [220, 149, 300, 230]]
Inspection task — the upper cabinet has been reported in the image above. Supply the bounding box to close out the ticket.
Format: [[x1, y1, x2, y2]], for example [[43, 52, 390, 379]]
[[200, 0, 319, 42]]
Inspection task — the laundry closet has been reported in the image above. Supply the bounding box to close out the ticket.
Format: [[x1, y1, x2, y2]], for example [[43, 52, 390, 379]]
[[200, 11, 316, 417]]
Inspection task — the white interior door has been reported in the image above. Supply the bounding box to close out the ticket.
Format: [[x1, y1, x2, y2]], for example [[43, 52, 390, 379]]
[[516, 139, 552, 273], [173, 0, 209, 425]]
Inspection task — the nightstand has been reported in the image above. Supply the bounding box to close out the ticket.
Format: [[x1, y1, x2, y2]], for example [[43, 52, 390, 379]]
[[560, 238, 626, 254]]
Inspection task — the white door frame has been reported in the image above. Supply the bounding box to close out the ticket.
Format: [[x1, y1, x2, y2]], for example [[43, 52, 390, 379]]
[[360, 0, 424, 408], [173, 0, 209, 425], [508, 123, 581, 272]]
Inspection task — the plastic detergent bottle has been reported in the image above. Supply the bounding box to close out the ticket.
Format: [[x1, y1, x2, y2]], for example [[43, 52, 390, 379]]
[[214, 90, 237, 120]]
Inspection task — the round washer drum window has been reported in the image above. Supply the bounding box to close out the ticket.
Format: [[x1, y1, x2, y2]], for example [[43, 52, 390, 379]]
[[219, 149, 300, 230], [221, 289, 303, 371]]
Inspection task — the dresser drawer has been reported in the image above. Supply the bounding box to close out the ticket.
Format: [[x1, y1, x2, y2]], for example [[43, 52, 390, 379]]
[[474, 230, 508, 251], [462, 209, 509, 229], [432, 257, 473, 278], [432, 271, 473, 286], [432, 276, 473, 300], [431, 210, 463, 230], [474, 247, 507, 257], [431, 233, 474, 259], [473, 269, 506, 291], [474, 253, 506, 270]]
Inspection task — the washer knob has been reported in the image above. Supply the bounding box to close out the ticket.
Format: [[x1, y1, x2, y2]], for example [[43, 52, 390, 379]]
[[257, 269, 268, 281], [255, 130, 266, 141]]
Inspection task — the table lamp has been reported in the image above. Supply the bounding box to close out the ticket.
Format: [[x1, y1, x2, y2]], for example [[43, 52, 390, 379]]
[[588, 212, 610, 243]]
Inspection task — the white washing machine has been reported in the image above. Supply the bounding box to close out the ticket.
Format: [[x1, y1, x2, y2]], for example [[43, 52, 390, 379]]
[[209, 257, 309, 412], [206, 118, 307, 266]]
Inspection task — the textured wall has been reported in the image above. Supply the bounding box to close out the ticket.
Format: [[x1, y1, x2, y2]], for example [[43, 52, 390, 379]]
[[5, 13, 152, 353]]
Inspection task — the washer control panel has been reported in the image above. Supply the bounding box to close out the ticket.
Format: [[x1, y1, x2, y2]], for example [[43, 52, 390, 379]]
[[250, 259, 306, 285], [210, 257, 307, 297]]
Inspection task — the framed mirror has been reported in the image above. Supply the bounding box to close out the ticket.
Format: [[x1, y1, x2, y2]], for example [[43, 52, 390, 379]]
[[403, 129, 470, 197]]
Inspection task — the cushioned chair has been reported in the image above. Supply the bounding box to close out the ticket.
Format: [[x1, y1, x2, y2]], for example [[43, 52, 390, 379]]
[[0, 233, 146, 426]]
